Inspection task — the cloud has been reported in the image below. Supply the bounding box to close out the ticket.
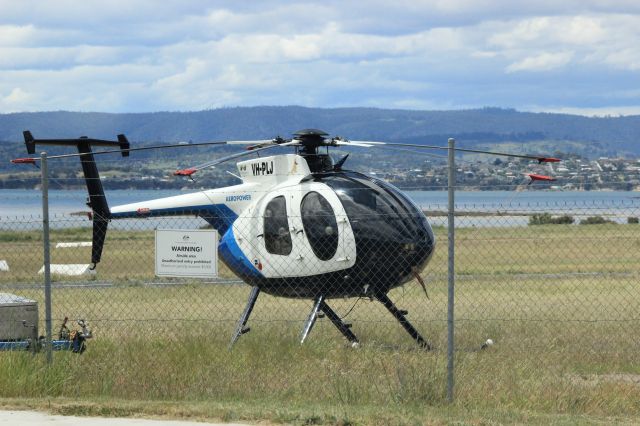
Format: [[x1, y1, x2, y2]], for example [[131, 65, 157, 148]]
[[0, 87, 32, 111], [506, 51, 574, 72], [0, 1, 639, 113], [603, 48, 640, 70]]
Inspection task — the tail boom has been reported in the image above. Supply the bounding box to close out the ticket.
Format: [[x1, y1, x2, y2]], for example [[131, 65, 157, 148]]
[[110, 193, 239, 234]]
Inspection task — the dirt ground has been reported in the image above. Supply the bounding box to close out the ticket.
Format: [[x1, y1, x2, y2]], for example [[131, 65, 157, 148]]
[[0, 410, 249, 426]]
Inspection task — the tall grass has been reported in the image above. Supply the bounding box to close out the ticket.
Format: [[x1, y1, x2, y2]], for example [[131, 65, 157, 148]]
[[1, 332, 639, 419], [1, 223, 639, 423]]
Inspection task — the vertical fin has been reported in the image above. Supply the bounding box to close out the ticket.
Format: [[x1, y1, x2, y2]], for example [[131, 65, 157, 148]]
[[23, 131, 35, 154], [21, 131, 130, 267], [117, 134, 130, 157]]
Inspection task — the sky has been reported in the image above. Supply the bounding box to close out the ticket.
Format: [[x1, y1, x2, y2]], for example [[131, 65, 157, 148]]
[[1, 1, 639, 115]]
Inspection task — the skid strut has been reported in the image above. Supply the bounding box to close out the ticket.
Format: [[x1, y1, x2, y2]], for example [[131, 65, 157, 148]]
[[376, 292, 431, 350], [320, 299, 359, 345], [300, 295, 360, 346], [229, 286, 260, 349], [300, 295, 324, 344]]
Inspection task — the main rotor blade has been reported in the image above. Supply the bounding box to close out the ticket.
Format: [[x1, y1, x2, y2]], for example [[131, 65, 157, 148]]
[[14, 140, 231, 161], [12, 137, 287, 162], [226, 139, 280, 145], [333, 140, 379, 148], [349, 140, 561, 163], [174, 140, 299, 176]]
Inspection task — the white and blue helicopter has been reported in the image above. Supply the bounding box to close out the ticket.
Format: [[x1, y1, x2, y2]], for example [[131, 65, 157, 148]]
[[16, 129, 559, 349]]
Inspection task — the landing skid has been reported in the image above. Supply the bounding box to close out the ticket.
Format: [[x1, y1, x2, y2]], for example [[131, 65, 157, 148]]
[[375, 292, 431, 350], [229, 287, 430, 350], [229, 286, 260, 349], [300, 295, 359, 346], [299, 292, 429, 349]]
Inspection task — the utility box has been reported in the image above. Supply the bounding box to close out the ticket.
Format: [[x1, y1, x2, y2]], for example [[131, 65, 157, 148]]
[[0, 293, 38, 341]]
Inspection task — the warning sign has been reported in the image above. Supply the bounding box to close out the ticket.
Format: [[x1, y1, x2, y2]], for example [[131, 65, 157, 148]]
[[155, 229, 218, 278]]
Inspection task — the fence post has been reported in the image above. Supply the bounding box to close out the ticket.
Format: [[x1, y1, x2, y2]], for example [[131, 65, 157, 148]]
[[446, 138, 456, 402], [41, 152, 53, 364]]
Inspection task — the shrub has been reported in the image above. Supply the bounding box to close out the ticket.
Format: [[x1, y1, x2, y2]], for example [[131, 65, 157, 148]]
[[579, 216, 616, 225], [529, 213, 575, 225], [628, 217, 639, 224]]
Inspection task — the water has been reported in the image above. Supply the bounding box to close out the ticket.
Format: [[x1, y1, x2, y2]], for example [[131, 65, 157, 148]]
[[0, 189, 192, 231], [0, 189, 185, 218], [406, 189, 640, 209], [1, 188, 638, 229], [406, 189, 640, 227]]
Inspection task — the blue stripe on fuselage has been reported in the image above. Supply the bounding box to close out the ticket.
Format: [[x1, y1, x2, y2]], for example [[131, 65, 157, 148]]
[[218, 226, 263, 280], [110, 204, 238, 234]]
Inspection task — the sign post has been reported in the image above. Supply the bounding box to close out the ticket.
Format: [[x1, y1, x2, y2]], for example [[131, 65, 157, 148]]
[[447, 138, 456, 402], [41, 152, 53, 364]]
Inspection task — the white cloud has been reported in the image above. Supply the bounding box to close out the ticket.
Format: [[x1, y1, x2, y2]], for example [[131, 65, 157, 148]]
[[488, 14, 640, 72], [601, 48, 640, 70], [0, 1, 639, 112], [506, 51, 574, 72], [0, 87, 33, 111], [0, 24, 37, 46]]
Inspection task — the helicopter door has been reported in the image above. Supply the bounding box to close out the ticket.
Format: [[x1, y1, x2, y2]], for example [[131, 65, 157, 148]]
[[255, 192, 298, 278], [262, 195, 293, 257], [256, 185, 356, 279], [286, 183, 357, 276], [300, 191, 339, 261]]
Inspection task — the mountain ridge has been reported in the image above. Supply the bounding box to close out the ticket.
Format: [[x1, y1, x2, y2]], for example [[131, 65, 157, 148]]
[[1, 106, 638, 157]]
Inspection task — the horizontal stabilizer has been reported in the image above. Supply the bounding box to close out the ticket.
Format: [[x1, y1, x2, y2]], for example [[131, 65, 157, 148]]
[[23, 130, 130, 157]]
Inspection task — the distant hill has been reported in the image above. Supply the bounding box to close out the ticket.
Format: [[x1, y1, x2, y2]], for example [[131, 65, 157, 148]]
[[1, 106, 639, 161]]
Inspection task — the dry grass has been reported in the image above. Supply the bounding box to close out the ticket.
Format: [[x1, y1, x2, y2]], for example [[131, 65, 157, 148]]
[[1, 223, 640, 424]]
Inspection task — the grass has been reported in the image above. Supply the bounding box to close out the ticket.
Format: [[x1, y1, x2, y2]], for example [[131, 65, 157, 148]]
[[1, 222, 640, 424], [3, 222, 640, 282], [0, 340, 639, 424], [4, 397, 632, 426]]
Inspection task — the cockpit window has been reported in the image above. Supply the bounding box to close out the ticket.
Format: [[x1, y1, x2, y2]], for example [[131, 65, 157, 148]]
[[323, 173, 431, 242], [301, 191, 339, 261], [264, 196, 292, 256]]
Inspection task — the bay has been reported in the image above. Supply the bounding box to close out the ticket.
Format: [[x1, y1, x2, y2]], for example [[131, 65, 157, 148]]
[[1, 188, 639, 229]]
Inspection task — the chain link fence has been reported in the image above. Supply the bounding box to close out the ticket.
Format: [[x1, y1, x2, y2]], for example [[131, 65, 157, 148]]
[[1, 189, 640, 406]]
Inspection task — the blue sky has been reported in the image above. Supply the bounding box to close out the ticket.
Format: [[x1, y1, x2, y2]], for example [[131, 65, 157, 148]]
[[1, 1, 639, 115]]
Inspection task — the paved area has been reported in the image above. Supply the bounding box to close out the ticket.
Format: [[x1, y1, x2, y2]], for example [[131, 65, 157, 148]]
[[0, 410, 248, 426]]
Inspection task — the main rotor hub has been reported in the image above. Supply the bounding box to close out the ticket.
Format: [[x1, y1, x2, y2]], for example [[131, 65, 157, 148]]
[[293, 129, 329, 153], [292, 129, 333, 172], [293, 128, 329, 138]]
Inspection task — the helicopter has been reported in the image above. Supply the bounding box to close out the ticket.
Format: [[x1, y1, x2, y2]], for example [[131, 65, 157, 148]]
[[14, 129, 560, 349]]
